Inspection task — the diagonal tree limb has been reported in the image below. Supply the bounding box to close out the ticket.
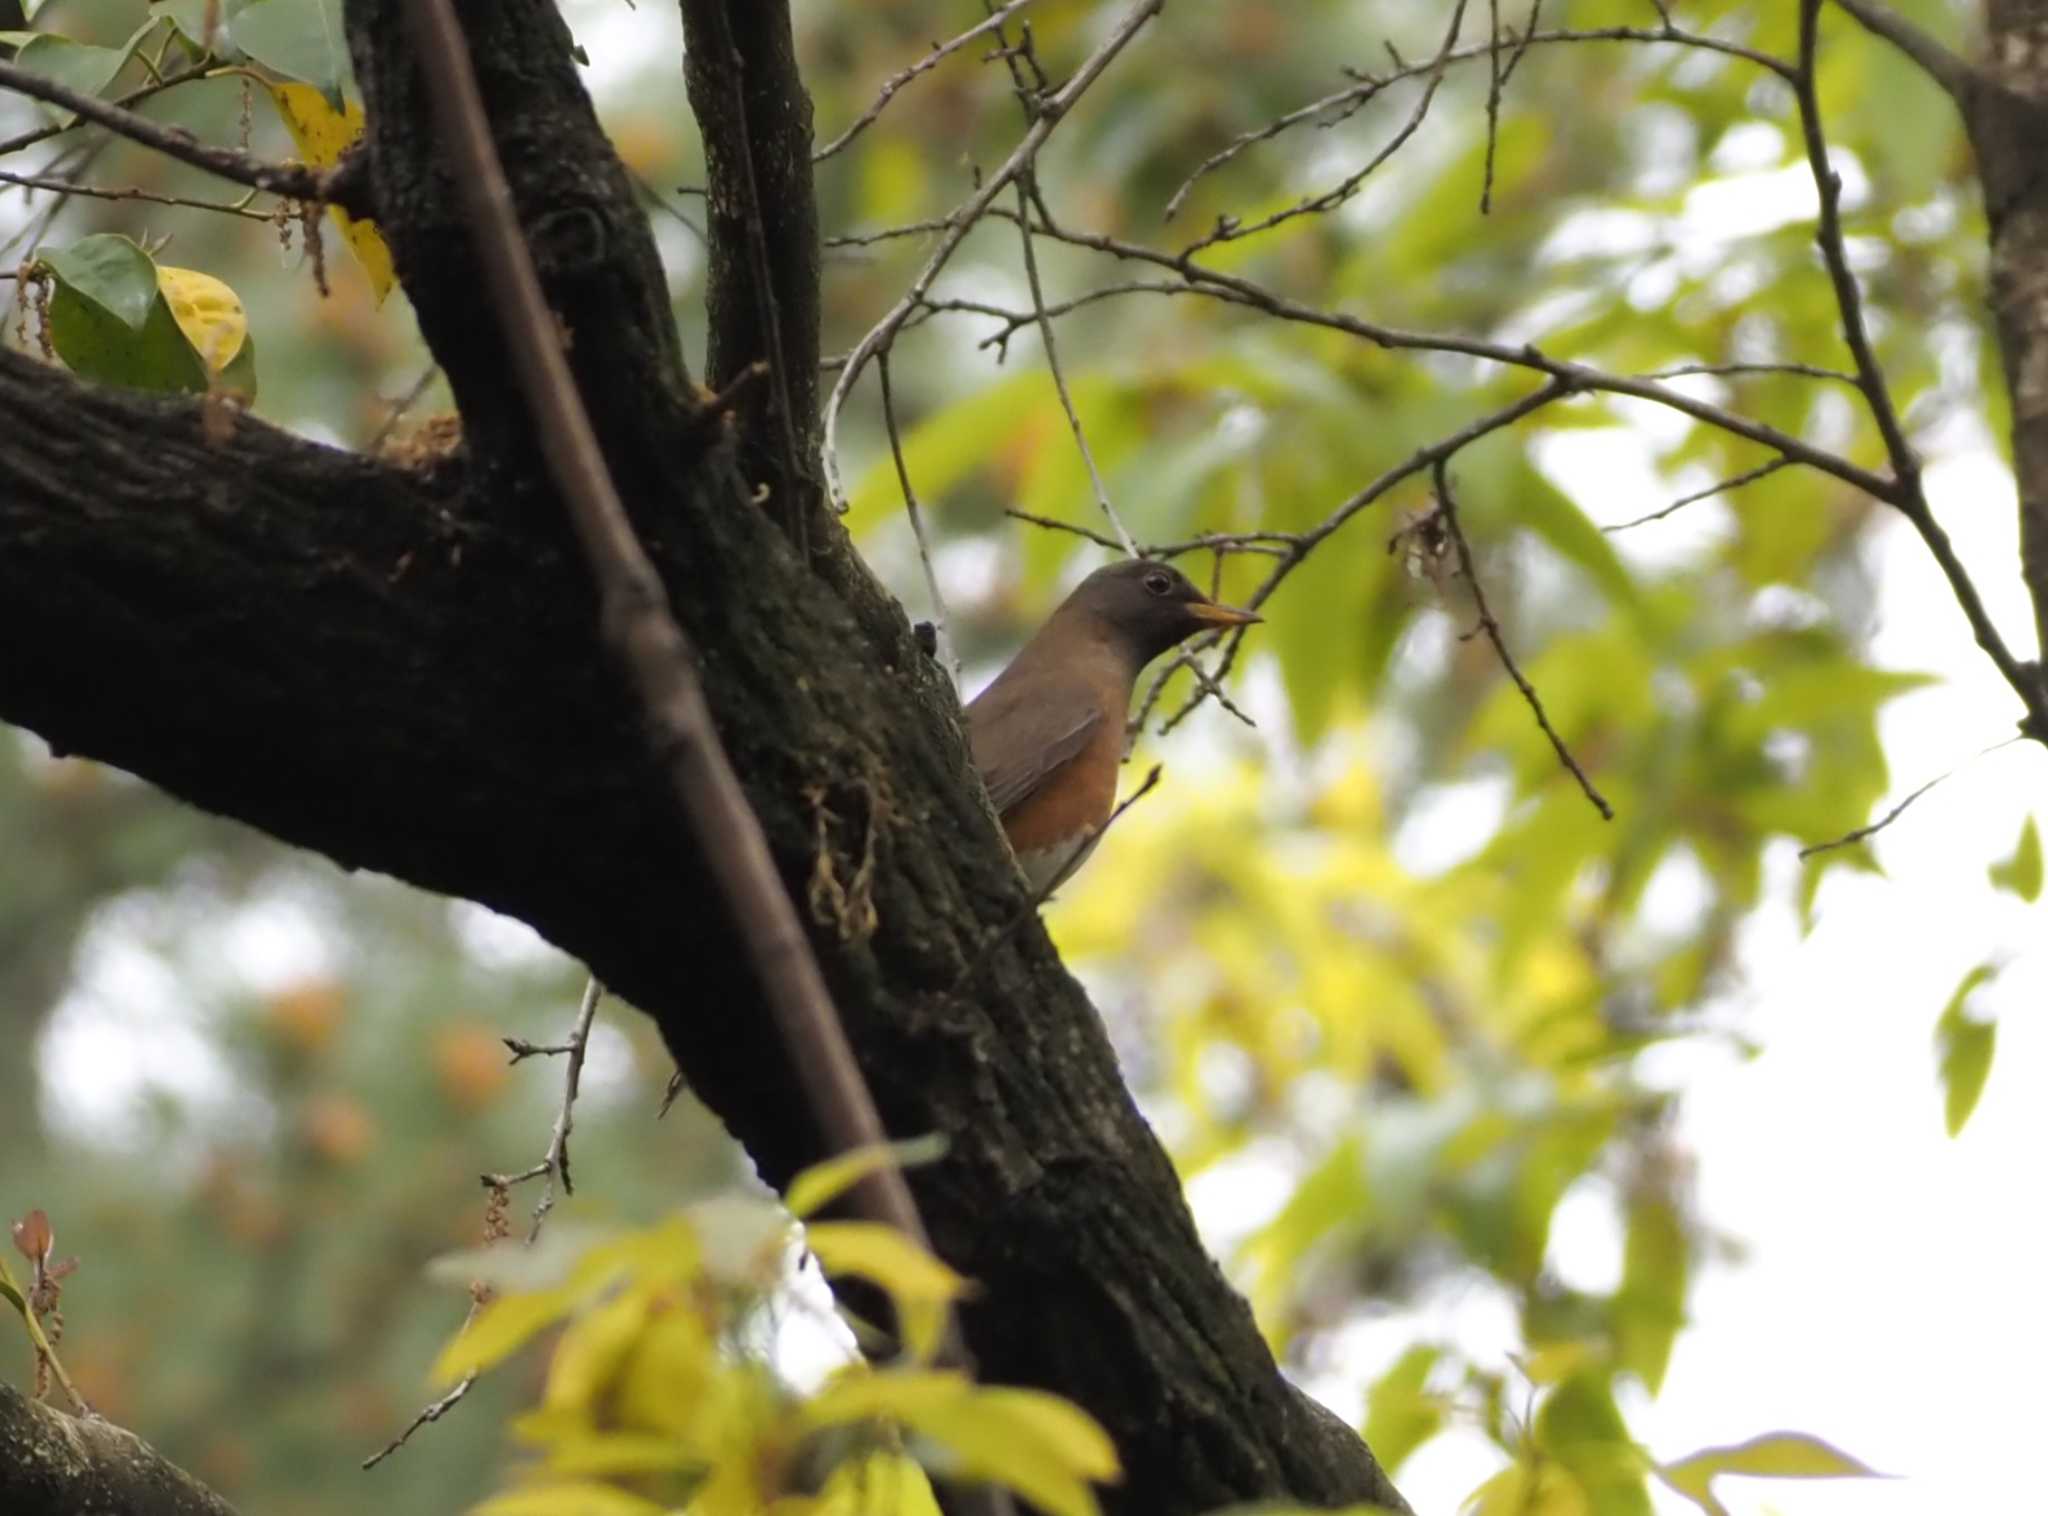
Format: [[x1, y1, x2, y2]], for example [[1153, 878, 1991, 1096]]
[[0, 57, 360, 212], [1830, 0, 1976, 103]]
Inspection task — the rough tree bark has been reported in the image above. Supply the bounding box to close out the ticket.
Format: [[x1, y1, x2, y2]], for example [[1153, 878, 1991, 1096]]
[[0, 2, 1408, 1513], [1972, 1, 2048, 663], [0, 1386, 238, 1516]]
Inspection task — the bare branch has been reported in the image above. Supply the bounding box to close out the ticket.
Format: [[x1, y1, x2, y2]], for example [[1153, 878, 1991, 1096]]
[[1012, 181, 1137, 554], [1019, 212, 1907, 505], [1604, 456, 1794, 531], [1431, 459, 1613, 819], [1181, 0, 1469, 257], [0, 166, 270, 219], [813, 0, 1041, 162], [1830, 0, 1973, 103], [0, 59, 350, 211], [0, 60, 211, 162], [878, 350, 959, 685], [1793, 0, 1919, 487], [1161, 21, 1793, 222], [820, 0, 1166, 510]]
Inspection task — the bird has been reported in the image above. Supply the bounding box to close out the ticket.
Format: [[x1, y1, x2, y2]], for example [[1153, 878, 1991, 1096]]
[[966, 557, 1261, 894]]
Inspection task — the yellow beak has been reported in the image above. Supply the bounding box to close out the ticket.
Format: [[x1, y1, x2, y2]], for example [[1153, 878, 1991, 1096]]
[[1185, 598, 1262, 627]]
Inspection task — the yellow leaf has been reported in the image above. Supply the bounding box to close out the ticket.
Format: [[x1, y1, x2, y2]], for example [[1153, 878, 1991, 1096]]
[[804, 1222, 968, 1362], [471, 1481, 669, 1516], [543, 1282, 652, 1412], [155, 266, 246, 372], [432, 1285, 573, 1386], [264, 81, 396, 305], [971, 1388, 1120, 1482], [805, 1372, 1118, 1516], [804, 1452, 945, 1516], [784, 1135, 948, 1220], [537, 1431, 701, 1478], [1658, 1431, 1880, 1515]]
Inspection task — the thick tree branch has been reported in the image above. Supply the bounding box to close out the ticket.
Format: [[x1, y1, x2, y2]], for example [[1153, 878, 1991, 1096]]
[[1970, 1, 2048, 677], [680, 0, 822, 548], [1831, 0, 1975, 102], [0, 1384, 238, 1516]]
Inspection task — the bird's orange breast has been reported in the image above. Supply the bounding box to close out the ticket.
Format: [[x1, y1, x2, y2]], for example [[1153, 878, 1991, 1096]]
[[997, 713, 1121, 860]]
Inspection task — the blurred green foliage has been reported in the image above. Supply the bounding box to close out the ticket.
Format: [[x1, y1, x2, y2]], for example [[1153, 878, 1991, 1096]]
[[0, 0, 2000, 1512]]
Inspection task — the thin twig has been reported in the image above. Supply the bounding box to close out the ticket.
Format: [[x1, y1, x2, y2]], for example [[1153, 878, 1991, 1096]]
[[1792, 0, 1918, 489], [879, 350, 959, 686], [0, 58, 343, 209], [522, 979, 601, 1238], [0, 60, 212, 163], [1638, 360, 1858, 385], [368, 364, 441, 453], [1798, 736, 2023, 858], [1018, 212, 1906, 506], [1161, 21, 1791, 222], [1603, 456, 1793, 531], [1797, 773, 1948, 858], [1012, 180, 1136, 554], [1151, 379, 1576, 735], [1791, 0, 2046, 738], [1481, 0, 1504, 213], [1433, 459, 1613, 819], [820, 0, 1167, 511], [0, 166, 271, 219], [813, 0, 1041, 162], [1180, 0, 1470, 258], [362, 1360, 478, 1468]]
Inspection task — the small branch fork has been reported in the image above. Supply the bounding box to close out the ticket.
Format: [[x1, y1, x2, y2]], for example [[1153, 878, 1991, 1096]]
[[400, 12, 1007, 1515], [819, 0, 1166, 510], [813, 0, 1042, 162], [364, 979, 604, 1469]]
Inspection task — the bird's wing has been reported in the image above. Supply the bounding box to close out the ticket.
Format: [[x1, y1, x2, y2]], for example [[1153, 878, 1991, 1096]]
[[967, 686, 1104, 818]]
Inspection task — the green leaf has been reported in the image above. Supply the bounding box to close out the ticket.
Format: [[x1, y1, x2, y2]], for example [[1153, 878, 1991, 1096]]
[[1536, 1373, 1652, 1516], [1989, 815, 2041, 902], [232, 0, 349, 103], [9, 34, 133, 126], [1614, 1196, 1687, 1394], [46, 275, 215, 397], [784, 1133, 949, 1219], [1361, 1345, 1443, 1475], [1658, 1431, 1879, 1515], [1935, 962, 1999, 1137], [41, 234, 159, 332]]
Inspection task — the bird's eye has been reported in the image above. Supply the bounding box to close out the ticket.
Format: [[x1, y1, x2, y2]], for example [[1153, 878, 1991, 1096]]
[[1143, 570, 1174, 597]]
